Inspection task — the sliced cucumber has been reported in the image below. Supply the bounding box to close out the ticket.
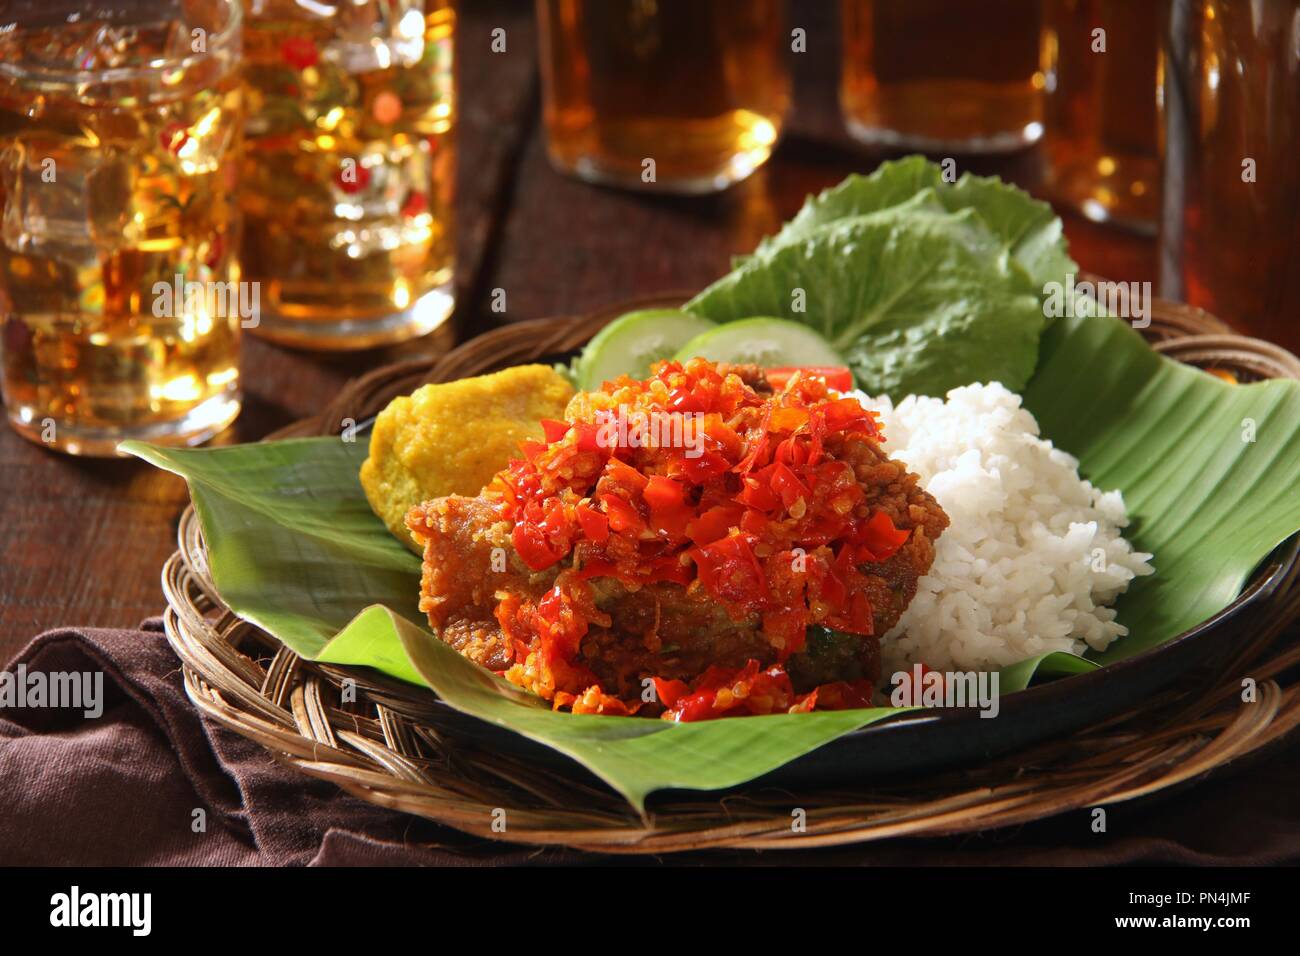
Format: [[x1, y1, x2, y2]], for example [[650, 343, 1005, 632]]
[[673, 317, 847, 369], [576, 309, 717, 390]]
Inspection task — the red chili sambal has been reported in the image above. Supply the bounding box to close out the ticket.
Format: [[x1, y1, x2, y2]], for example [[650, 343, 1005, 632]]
[[476, 359, 922, 720]]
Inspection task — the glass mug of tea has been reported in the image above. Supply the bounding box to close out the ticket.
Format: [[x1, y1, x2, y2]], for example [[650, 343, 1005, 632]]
[[1159, 0, 1300, 353], [840, 0, 1046, 153], [0, 0, 245, 456], [536, 0, 791, 194], [238, 0, 456, 350], [1041, 0, 1162, 232]]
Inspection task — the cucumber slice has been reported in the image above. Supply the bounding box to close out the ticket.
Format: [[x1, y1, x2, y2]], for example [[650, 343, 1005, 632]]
[[576, 309, 717, 390], [673, 317, 847, 369]]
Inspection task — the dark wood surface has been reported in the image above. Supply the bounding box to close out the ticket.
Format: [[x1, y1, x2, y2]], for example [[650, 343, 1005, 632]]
[[0, 0, 1157, 656]]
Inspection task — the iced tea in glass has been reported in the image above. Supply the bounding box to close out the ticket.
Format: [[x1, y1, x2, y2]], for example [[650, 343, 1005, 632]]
[[239, 0, 456, 350], [537, 0, 791, 194], [1042, 0, 1162, 231], [1159, 0, 1300, 352], [0, 0, 244, 456], [841, 0, 1046, 153]]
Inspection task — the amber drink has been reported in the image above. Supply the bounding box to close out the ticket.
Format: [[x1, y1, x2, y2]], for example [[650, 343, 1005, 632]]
[[841, 0, 1046, 153], [1042, 0, 1162, 230], [1159, 0, 1300, 352], [537, 0, 790, 194], [0, 0, 244, 456], [240, 0, 456, 349]]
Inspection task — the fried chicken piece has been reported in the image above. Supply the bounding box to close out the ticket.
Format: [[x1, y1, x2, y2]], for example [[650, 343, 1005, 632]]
[[407, 494, 774, 697], [404, 358, 950, 714], [409, 495, 539, 673], [405, 428, 947, 700]]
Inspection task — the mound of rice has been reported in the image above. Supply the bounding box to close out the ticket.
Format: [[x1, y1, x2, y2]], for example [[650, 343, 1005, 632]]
[[855, 383, 1154, 675]]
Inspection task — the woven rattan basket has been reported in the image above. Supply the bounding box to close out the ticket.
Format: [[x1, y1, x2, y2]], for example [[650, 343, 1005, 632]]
[[161, 293, 1300, 853]]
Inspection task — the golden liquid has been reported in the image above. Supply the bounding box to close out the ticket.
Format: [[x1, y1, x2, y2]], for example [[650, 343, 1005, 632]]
[[240, 1, 455, 347], [1159, 0, 1300, 353], [1043, 0, 1162, 230], [537, 0, 790, 192], [0, 14, 243, 455], [841, 0, 1045, 152]]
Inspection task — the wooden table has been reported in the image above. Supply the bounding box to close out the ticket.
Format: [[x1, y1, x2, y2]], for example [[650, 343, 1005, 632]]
[[0, 0, 1156, 657]]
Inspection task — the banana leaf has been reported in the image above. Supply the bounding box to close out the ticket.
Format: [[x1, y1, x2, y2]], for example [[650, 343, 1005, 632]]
[[121, 313, 1300, 812]]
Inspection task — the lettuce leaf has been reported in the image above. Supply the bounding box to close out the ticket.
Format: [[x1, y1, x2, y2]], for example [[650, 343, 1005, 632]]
[[755, 155, 1076, 287], [689, 157, 1072, 399], [686, 203, 1047, 399]]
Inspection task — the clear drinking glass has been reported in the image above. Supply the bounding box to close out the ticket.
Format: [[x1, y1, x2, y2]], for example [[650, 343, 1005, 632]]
[[1158, 0, 1300, 352], [536, 0, 791, 194], [239, 0, 456, 350], [0, 0, 244, 456], [1041, 0, 1162, 232], [840, 0, 1046, 153]]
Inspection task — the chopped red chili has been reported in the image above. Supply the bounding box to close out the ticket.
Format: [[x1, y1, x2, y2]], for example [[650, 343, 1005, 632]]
[[484, 359, 908, 719], [765, 366, 854, 392]]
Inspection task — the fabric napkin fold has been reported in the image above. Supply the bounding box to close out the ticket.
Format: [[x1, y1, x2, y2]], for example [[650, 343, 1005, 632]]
[[1, 620, 1297, 866]]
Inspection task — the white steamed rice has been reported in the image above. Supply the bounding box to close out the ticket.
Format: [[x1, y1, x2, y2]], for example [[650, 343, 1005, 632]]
[[852, 382, 1154, 675]]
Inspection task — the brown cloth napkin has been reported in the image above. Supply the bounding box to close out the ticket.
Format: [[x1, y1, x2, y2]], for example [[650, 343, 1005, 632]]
[[2, 620, 1298, 866]]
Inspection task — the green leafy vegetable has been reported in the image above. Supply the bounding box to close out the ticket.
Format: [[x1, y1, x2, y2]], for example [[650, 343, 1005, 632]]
[[686, 202, 1047, 399], [754, 155, 1076, 287], [123, 437, 423, 657], [688, 156, 1080, 399]]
